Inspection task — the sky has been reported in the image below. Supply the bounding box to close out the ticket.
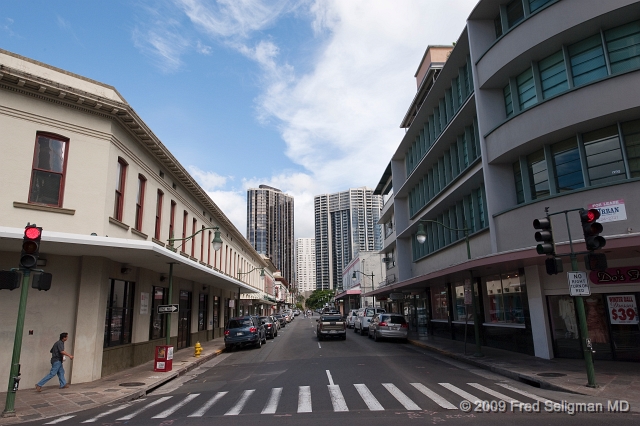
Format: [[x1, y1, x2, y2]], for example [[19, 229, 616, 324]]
[[1, 0, 478, 239]]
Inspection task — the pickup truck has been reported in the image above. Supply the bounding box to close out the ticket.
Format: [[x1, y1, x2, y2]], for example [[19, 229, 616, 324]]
[[316, 313, 346, 341]]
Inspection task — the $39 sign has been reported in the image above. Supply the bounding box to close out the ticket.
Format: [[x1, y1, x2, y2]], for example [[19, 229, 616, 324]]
[[607, 295, 638, 325]]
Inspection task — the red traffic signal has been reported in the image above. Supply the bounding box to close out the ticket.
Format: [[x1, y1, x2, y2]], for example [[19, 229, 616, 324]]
[[579, 209, 605, 251], [19, 225, 42, 269]]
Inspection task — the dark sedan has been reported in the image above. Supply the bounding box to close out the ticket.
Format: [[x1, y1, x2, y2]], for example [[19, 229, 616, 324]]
[[260, 316, 278, 339], [273, 313, 286, 328], [224, 316, 266, 350]]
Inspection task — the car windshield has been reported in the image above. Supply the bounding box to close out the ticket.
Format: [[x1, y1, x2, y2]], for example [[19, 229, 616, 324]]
[[227, 319, 252, 329]]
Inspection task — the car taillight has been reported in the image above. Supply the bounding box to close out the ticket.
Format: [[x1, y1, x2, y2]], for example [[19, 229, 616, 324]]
[[224, 330, 230, 336], [379, 322, 387, 327], [250, 327, 257, 333], [267, 324, 272, 328], [401, 323, 408, 328]]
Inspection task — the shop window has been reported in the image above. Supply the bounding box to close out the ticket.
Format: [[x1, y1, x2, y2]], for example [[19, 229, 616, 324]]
[[104, 280, 135, 347], [213, 296, 220, 328], [621, 119, 640, 178], [527, 149, 549, 199], [29, 133, 69, 207], [583, 126, 626, 186], [149, 286, 167, 340], [568, 34, 607, 87], [552, 137, 584, 191], [198, 293, 208, 331], [453, 282, 473, 321], [539, 50, 569, 99], [604, 20, 640, 75], [484, 272, 525, 324], [430, 285, 449, 320]]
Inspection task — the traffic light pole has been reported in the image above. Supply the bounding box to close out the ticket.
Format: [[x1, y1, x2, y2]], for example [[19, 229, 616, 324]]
[[2, 270, 31, 417]]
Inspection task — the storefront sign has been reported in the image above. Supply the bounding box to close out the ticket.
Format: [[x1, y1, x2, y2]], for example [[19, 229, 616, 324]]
[[607, 295, 638, 325], [588, 199, 627, 223], [568, 271, 590, 296], [389, 293, 404, 300], [590, 267, 640, 285]]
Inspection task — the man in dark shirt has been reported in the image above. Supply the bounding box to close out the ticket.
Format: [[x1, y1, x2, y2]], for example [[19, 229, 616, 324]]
[[35, 332, 74, 391]]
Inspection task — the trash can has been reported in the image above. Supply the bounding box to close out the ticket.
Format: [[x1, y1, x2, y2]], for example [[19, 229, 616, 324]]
[[154, 345, 173, 372]]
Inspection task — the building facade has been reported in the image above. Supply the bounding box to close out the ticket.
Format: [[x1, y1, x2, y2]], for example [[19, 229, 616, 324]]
[[246, 185, 294, 286], [295, 238, 316, 294], [373, 0, 640, 362], [314, 188, 383, 291], [0, 49, 271, 390]]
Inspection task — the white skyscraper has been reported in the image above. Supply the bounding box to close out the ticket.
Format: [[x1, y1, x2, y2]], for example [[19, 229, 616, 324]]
[[295, 238, 316, 295]]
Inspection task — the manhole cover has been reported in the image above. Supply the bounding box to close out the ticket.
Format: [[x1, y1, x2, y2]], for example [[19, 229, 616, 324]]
[[537, 373, 566, 377], [119, 382, 145, 387]]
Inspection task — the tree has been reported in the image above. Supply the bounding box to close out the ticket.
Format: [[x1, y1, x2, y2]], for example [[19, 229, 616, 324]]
[[305, 289, 334, 310]]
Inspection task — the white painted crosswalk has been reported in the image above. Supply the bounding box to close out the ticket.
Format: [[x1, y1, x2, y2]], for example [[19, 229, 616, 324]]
[[43, 381, 557, 423]]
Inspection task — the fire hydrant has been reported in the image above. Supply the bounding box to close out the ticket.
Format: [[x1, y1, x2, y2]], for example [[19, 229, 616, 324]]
[[194, 342, 202, 358]]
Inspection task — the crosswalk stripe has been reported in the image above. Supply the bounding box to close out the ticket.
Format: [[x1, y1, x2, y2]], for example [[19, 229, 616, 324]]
[[225, 389, 255, 416], [81, 403, 134, 423], [354, 384, 384, 411], [298, 386, 312, 413], [439, 383, 481, 403], [411, 383, 458, 410], [382, 383, 421, 410], [152, 394, 200, 418], [328, 385, 348, 412], [117, 396, 173, 420], [44, 415, 76, 424], [468, 383, 520, 403], [188, 392, 227, 417], [261, 388, 282, 414], [495, 383, 553, 404]]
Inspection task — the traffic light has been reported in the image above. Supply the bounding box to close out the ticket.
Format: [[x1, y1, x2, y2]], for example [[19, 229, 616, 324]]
[[533, 217, 555, 255], [19, 225, 42, 269], [32, 272, 52, 291], [579, 208, 606, 251]]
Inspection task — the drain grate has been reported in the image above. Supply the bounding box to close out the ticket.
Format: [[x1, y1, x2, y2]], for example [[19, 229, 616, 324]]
[[537, 372, 566, 377], [119, 382, 146, 387]]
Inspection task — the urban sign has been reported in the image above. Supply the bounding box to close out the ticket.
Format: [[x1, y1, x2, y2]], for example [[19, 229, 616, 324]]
[[567, 271, 590, 296], [606, 295, 638, 325], [588, 199, 627, 223], [157, 304, 179, 314], [590, 266, 640, 285]]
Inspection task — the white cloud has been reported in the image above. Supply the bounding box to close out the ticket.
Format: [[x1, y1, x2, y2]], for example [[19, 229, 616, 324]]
[[188, 166, 229, 190]]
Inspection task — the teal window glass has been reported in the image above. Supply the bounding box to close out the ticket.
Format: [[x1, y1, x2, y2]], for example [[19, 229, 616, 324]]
[[445, 88, 454, 117], [539, 50, 568, 99], [527, 149, 549, 199], [605, 20, 640, 74], [568, 34, 607, 87], [463, 64, 471, 97], [513, 161, 525, 204], [516, 67, 537, 110], [552, 138, 584, 192], [466, 195, 476, 233], [434, 107, 441, 136], [440, 99, 447, 128], [461, 135, 469, 168], [583, 126, 626, 185], [506, 0, 525, 29], [621, 119, 640, 178], [529, 0, 553, 13], [504, 83, 514, 118], [477, 187, 486, 229], [455, 76, 463, 106], [494, 13, 503, 38]]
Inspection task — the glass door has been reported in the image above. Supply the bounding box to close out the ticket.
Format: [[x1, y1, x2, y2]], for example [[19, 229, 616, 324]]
[[177, 290, 192, 349]]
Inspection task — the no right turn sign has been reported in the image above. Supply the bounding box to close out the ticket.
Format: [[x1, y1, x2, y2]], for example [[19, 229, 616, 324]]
[[567, 271, 590, 296]]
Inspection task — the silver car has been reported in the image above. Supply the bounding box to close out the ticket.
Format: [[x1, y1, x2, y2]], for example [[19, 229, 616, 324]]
[[368, 313, 408, 342]]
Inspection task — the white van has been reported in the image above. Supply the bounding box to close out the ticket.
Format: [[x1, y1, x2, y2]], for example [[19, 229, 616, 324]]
[[346, 309, 359, 328], [354, 307, 386, 335]]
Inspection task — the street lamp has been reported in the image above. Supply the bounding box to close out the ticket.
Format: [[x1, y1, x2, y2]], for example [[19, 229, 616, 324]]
[[237, 267, 265, 317], [415, 219, 483, 357], [164, 226, 223, 346]]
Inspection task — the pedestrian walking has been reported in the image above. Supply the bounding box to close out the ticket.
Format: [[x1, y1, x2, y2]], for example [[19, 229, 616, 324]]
[[35, 332, 74, 391]]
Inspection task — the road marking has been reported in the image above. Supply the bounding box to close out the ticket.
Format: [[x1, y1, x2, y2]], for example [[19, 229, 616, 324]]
[[382, 383, 421, 410], [328, 385, 349, 412], [225, 389, 255, 416], [468, 383, 521, 403], [410, 383, 458, 410], [188, 392, 227, 417], [117, 396, 172, 420], [262, 388, 283, 414], [495, 383, 553, 404], [44, 415, 75, 424], [82, 403, 134, 423], [318, 342, 321, 348], [439, 383, 481, 403], [326, 370, 334, 385], [298, 386, 312, 413], [354, 384, 384, 411], [152, 394, 200, 418]]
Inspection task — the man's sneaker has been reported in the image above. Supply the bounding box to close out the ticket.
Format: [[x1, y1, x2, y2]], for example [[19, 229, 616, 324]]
[[61, 384, 69, 389], [35, 385, 42, 392]]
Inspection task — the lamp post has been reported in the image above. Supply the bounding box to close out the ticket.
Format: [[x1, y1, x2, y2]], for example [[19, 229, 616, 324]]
[[415, 219, 483, 357], [352, 269, 375, 309], [165, 226, 223, 346], [237, 267, 265, 317]]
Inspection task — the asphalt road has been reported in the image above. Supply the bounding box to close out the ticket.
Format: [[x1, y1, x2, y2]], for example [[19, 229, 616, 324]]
[[29, 315, 640, 426]]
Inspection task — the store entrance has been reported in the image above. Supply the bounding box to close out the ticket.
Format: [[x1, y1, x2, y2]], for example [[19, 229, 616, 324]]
[[177, 290, 192, 350]]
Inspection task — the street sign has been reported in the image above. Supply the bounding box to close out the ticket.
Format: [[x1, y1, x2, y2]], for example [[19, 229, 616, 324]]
[[567, 271, 590, 296], [157, 304, 179, 314], [463, 279, 472, 305]]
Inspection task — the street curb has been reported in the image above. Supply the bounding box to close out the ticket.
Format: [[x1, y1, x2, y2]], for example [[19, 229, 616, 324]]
[[407, 339, 585, 395]]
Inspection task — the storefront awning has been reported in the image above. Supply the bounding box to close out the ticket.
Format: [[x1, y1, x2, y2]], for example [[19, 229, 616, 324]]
[[335, 287, 361, 299]]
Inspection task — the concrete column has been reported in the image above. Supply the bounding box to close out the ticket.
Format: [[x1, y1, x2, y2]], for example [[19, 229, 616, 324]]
[[525, 265, 554, 359]]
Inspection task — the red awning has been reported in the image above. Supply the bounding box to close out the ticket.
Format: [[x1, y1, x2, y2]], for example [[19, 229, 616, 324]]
[[335, 287, 361, 299]]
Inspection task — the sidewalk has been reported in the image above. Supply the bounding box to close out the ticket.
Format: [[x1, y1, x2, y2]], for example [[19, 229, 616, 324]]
[[407, 332, 640, 407], [0, 339, 226, 424]]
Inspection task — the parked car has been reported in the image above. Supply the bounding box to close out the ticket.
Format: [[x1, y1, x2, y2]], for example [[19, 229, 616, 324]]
[[346, 309, 359, 329], [316, 313, 346, 341], [368, 313, 409, 342], [224, 316, 267, 350], [354, 307, 386, 336], [270, 315, 281, 331], [273, 313, 286, 327], [259, 316, 278, 339]]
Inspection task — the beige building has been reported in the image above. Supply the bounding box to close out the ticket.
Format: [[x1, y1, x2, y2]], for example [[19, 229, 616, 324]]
[[0, 49, 272, 390]]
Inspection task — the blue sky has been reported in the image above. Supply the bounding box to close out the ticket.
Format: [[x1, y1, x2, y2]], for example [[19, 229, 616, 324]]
[[1, 0, 478, 238]]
